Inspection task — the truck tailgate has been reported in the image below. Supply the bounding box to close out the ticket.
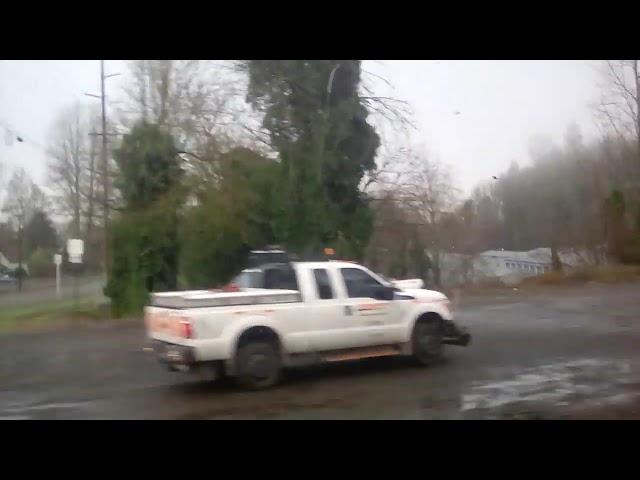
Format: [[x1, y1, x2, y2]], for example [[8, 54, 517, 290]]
[[145, 308, 194, 344]]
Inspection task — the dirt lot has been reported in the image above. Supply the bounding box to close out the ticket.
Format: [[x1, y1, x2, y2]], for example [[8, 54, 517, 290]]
[[1, 282, 640, 420]]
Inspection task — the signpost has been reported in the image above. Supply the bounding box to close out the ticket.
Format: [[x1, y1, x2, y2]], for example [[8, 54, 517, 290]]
[[53, 254, 62, 298], [66, 239, 84, 308]]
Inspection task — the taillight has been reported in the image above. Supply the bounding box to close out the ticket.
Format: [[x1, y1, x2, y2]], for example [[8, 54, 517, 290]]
[[180, 320, 193, 339]]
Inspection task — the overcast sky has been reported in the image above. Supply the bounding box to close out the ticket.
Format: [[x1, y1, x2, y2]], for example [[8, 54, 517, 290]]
[[1, 60, 602, 195]]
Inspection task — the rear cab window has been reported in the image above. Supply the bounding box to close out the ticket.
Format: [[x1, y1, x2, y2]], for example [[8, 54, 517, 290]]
[[232, 264, 299, 291], [263, 265, 299, 291], [233, 270, 263, 288]]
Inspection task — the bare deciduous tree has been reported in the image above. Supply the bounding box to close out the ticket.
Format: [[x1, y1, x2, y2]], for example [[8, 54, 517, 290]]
[[118, 60, 258, 200], [597, 60, 639, 145], [121, 60, 248, 150], [364, 144, 459, 285], [0, 161, 6, 208], [47, 103, 87, 235], [1, 168, 46, 289], [47, 103, 105, 232], [398, 149, 458, 225]]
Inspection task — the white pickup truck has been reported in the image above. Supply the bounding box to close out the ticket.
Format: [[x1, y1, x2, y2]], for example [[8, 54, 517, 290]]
[[144, 259, 470, 390]]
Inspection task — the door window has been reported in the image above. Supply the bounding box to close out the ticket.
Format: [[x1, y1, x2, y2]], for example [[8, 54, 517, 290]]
[[340, 268, 383, 299]]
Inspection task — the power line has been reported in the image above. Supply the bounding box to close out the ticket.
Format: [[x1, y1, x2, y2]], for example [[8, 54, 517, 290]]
[[0, 118, 48, 153], [1, 61, 126, 154], [47, 63, 90, 103]]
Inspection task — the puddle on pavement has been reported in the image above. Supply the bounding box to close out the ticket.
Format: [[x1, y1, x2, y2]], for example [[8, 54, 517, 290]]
[[0, 394, 92, 419], [459, 358, 638, 417], [7, 401, 90, 413]]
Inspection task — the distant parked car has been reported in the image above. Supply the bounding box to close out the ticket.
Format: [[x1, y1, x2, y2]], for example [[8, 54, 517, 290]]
[[0, 274, 18, 292], [7, 266, 28, 279]]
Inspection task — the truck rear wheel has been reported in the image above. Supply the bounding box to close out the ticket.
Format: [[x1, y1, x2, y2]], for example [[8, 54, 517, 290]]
[[235, 341, 282, 390], [411, 316, 444, 366]]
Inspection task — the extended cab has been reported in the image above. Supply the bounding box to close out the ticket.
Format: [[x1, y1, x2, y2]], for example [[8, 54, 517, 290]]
[[144, 260, 471, 390]]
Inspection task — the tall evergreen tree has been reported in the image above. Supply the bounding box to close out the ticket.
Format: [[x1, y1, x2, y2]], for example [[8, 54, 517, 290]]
[[105, 121, 183, 316], [244, 60, 380, 258]]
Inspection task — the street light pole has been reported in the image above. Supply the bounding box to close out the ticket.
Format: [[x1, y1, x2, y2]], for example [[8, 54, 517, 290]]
[[317, 63, 341, 179]]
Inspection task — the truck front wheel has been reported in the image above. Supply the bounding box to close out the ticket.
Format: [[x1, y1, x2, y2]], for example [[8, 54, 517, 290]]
[[235, 341, 282, 390], [411, 315, 444, 366]]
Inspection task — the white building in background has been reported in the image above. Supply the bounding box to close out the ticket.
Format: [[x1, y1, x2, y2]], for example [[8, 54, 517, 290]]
[[439, 248, 583, 287]]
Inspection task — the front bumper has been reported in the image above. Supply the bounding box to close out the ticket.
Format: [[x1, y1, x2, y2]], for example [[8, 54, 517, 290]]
[[442, 320, 471, 347]]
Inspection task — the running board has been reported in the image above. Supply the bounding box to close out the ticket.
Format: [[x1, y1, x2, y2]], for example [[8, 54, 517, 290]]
[[322, 345, 402, 362]]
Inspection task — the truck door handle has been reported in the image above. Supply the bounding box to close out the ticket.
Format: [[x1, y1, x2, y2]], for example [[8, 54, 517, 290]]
[[344, 306, 353, 316]]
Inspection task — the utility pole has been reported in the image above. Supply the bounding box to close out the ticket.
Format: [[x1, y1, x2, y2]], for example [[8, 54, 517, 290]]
[[17, 221, 23, 292], [86, 134, 97, 243], [85, 61, 120, 270], [73, 141, 81, 309], [100, 60, 109, 230], [86, 61, 120, 320]]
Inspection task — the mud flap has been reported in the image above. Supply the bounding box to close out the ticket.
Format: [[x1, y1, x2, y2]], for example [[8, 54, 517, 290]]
[[444, 326, 471, 347]]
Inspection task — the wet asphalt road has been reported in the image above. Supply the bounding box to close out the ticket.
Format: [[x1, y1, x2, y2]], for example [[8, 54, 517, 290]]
[[1, 282, 640, 420]]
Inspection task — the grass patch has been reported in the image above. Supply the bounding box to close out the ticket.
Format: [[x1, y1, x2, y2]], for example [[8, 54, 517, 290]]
[[0, 298, 111, 334], [521, 271, 569, 286], [441, 279, 519, 298], [521, 265, 640, 286]]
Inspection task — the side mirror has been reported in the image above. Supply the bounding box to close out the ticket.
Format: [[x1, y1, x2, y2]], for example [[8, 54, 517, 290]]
[[371, 285, 395, 301]]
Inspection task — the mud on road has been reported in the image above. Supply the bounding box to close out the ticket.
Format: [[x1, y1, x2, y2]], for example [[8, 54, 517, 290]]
[[1, 282, 640, 420]]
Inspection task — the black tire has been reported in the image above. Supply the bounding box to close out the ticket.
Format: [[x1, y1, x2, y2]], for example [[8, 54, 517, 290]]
[[411, 317, 444, 366], [234, 341, 282, 390]]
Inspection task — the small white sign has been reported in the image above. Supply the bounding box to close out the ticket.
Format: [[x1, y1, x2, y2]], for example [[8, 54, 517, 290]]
[[53, 254, 62, 266], [67, 239, 84, 257], [69, 254, 83, 264]]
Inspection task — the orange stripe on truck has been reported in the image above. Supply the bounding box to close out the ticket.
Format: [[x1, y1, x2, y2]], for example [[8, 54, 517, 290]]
[[324, 347, 399, 362], [357, 302, 389, 311]]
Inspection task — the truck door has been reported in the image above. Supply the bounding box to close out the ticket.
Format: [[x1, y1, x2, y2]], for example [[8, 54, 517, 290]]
[[335, 266, 400, 348], [305, 267, 356, 351]]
